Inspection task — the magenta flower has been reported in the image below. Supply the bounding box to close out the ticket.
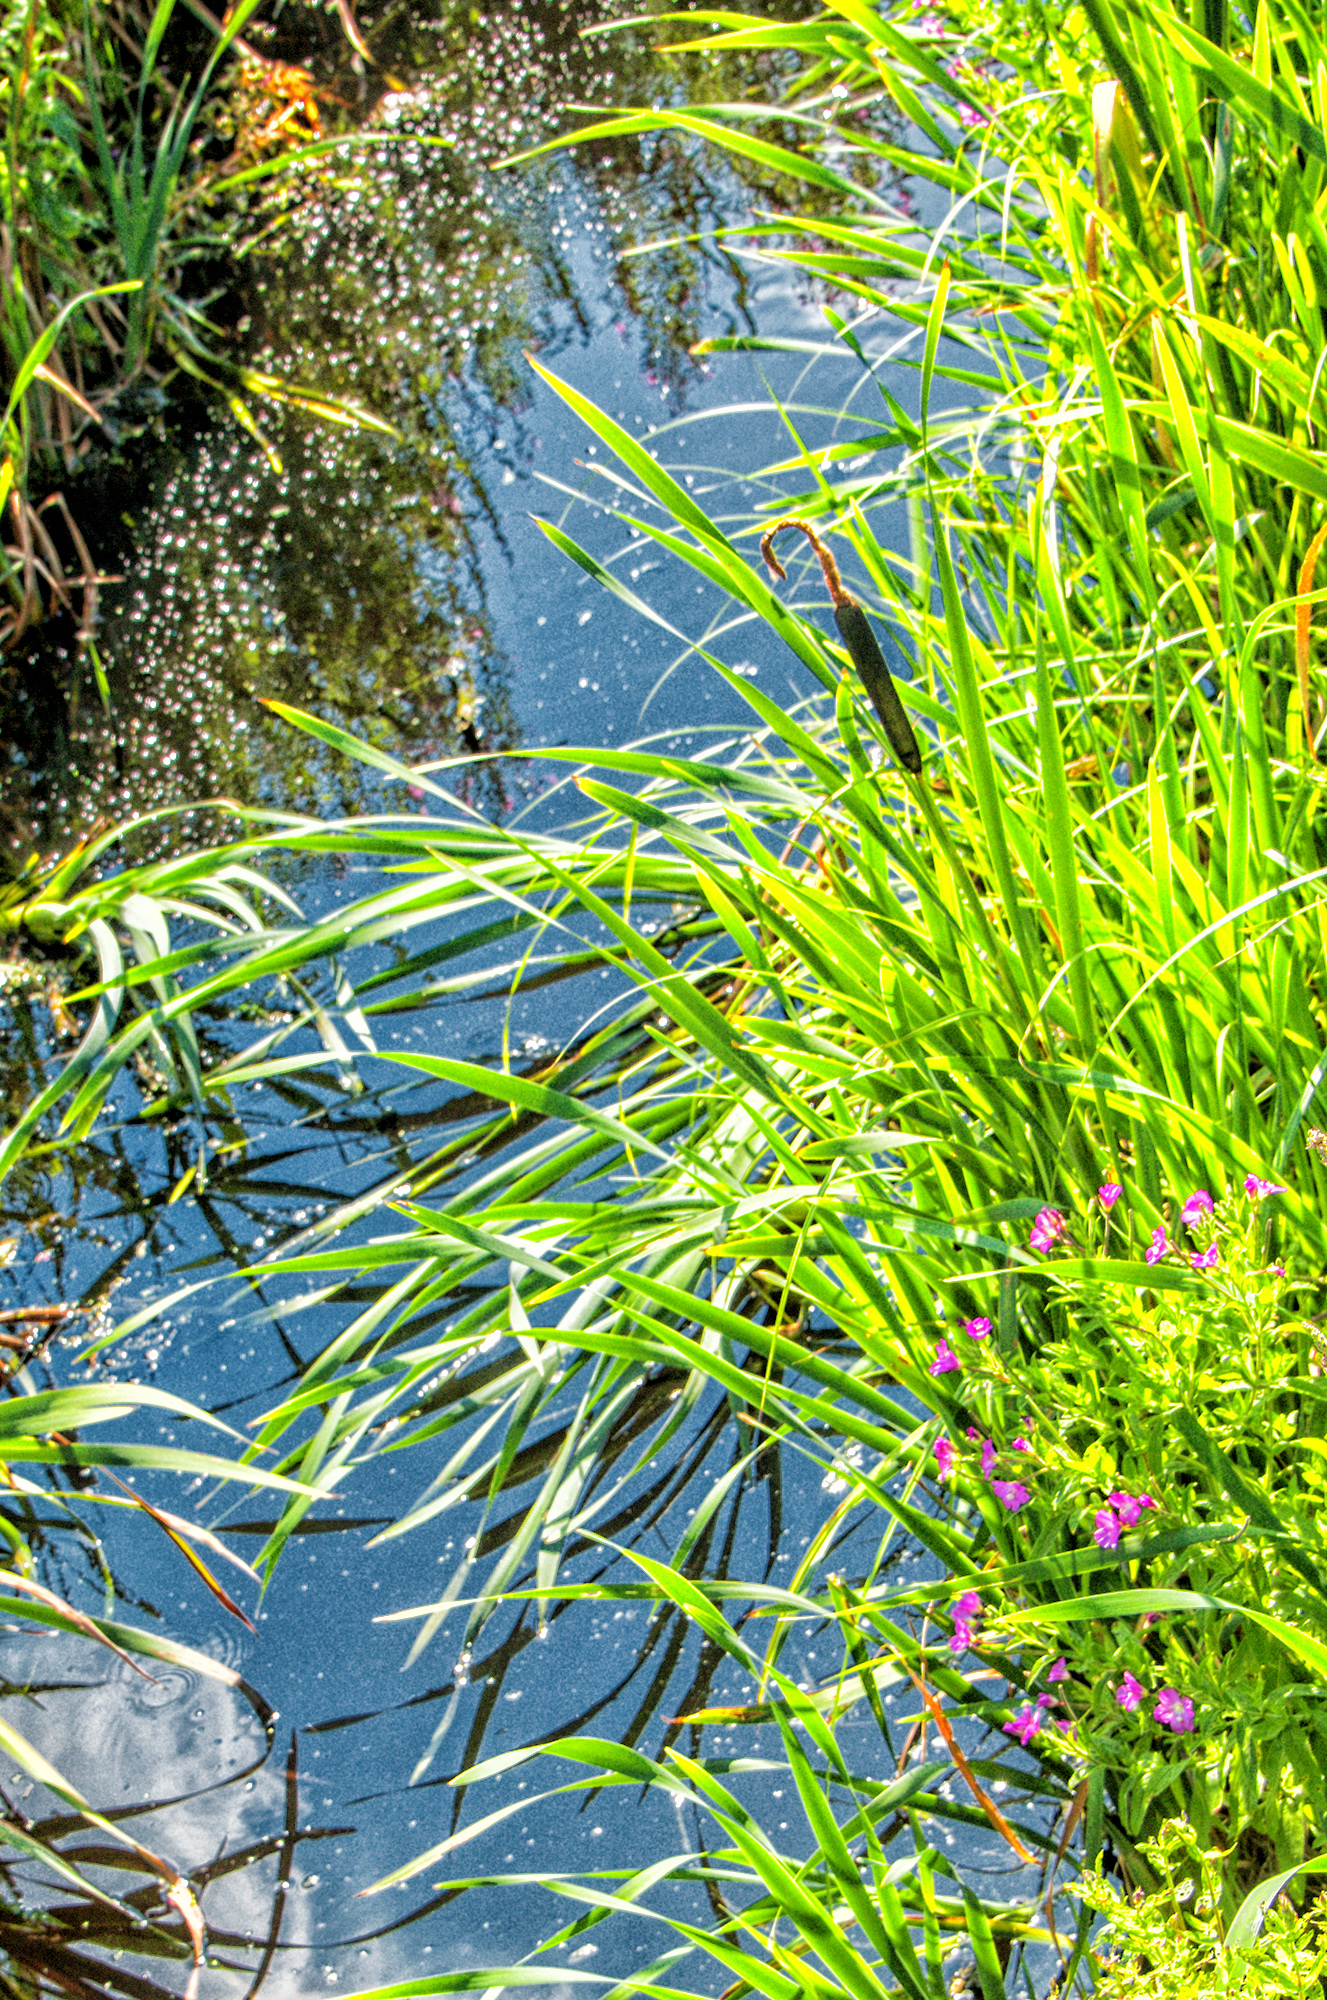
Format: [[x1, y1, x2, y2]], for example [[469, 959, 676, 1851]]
[[981, 1438, 997, 1478], [963, 1316, 991, 1340], [1245, 1173, 1286, 1199], [1191, 1242, 1220, 1272], [1093, 1506, 1120, 1549], [948, 1588, 981, 1654], [1002, 1702, 1046, 1746], [1180, 1189, 1214, 1227], [935, 1436, 955, 1481], [1145, 1226, 1169, 1265], [965, 1426, 981, 1440], [1047, 1657, 1068, 1683], [992, 1478, 1031, 1512], [1116, 1672, 1146, 1711], [1098, 1182, 1123, 1209], [1029, 1207, 1066, 1252], [1012, 1435, 1032, 1453], [1153, 1688, 1195, 1734], [1108, 1492, 1155, 1528], [930, 1339, 960, 1376]]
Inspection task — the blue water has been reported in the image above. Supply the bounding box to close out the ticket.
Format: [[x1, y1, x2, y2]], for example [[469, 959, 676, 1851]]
[[2, 141, 1053, 2000]]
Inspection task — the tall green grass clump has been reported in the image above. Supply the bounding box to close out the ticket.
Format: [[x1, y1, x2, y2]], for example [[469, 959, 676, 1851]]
[[0, 0, 402, 655], [16, 0, 1327, 1985]]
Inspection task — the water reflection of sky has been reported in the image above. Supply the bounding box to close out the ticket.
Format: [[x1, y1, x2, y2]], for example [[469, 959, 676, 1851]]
[[0, 55, 1053, 1999]]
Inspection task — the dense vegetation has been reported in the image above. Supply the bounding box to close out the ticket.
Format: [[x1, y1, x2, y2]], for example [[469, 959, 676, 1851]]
[[10, 0, 1327, 1993]]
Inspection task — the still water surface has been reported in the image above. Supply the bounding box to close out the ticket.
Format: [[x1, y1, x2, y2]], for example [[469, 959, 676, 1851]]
[[2, 16, 1049, 1995]]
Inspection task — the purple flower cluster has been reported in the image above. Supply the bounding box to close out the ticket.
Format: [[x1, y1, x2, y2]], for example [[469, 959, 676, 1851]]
[[926, 1173, 1283, 1758], [1110, 1171, 1288, 1271], [1094, 1491, 1155, 1547], [1117, 1672, 1194, 1733], [931, 1315, 992, 1378], [1028, 1207, 1066, 1253], [1154, 1688, 1196, 1733], [949, 1586, 983, 1654], [1002, 1699, 1050, 1746], [931, 1425, 1033, 1514], [1026, 1170, 1284, 1274]]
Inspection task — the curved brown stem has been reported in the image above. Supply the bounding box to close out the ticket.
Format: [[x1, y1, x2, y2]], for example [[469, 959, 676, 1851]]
[[759, 517, 851, 607]]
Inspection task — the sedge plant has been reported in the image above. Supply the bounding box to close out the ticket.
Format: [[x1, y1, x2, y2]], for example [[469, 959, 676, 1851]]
[[15, 0, 1327, 1981]]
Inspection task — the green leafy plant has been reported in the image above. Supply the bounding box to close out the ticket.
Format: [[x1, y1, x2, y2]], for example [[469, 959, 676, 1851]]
[[21, 0, 1327, 1980], [1079, 1820, 1327, 2000]]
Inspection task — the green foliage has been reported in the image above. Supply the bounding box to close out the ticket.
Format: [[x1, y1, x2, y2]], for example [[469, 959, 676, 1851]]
[[0, 0, 404, 655], [23, 0, 1327, 1984], [1079, 1821, 1327, 2000], [897, 1187, 1327, 1900]]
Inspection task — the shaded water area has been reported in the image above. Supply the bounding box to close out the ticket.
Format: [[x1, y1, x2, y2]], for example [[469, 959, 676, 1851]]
[[0, 8, 1056, 1996]]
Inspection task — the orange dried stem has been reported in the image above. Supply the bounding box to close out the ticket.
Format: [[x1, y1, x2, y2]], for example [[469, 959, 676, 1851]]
[[1296, 520, 1327, 748], [904, 1665, 1037, 1864], [760, 517, 851, 608]]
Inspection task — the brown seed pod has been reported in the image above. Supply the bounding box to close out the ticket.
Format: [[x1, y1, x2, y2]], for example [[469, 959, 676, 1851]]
[[760, 518, 922, 774]]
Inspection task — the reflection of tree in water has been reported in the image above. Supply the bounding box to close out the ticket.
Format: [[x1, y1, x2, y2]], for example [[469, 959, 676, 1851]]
[[0, 0, 841, 852]]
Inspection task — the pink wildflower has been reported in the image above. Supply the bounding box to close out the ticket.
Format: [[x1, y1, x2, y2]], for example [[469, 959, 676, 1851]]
[[1002, 1702, 1046, 1747], [1047, 1657, 1068, 1683], [1180, 1190, 1214, 1227], [992, 1478, 1031, 1512], [1191, 1243, 1220, 1272], [1029, 1207, 1066, 1253], [1108, 1492, 1155, 1528], [935, 1436, 955, 1481], [1245, 1173, 1286, 1199], [1153, 1688, 1195, 1734], [1116, 1672, 1146, 1711], [930, 1339, 960, 1376], [963, 1316, 991, 1339], [1145, 1226, 1169, 1265], [1098, 1182, 1123, 1209], [949, 1587, 982, 1654], [1093, 1506, 1120, 1550], [1012, 1435, 1032, 1453], [981, 1438, 997, 1478]]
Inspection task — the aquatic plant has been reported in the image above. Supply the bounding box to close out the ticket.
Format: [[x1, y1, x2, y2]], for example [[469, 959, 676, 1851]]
[[15, 0, 1327, 1982], [0, 0, 405, 660]]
